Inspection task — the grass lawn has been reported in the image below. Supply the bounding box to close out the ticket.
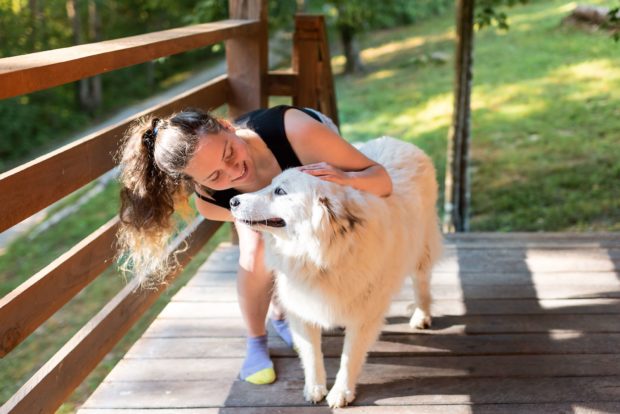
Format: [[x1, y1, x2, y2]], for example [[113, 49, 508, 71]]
[[335, 0, 620, 231], [1, 0, 619, 411]]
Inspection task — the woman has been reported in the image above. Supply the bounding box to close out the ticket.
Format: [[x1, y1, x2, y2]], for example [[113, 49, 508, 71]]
[[117, 105, 392, 385]]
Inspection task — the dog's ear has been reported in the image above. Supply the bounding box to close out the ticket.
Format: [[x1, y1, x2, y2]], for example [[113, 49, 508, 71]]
[[312, 193, 363, 239]]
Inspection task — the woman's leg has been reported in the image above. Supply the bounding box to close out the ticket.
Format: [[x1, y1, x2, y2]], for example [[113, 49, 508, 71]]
[[235, 222, 294, 384], [236, 221, 272, 337], [236, 221, 281, 384]]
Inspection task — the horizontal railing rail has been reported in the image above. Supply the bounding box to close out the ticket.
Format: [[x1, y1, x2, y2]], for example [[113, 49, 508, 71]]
[[0, 20, 258, 100]]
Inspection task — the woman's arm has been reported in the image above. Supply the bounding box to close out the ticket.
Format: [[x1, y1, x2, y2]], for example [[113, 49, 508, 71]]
[[284, 109, 393, 197]]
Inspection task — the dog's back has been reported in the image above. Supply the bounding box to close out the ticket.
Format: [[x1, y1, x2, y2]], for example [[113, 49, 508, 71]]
[[358, 136, 443, 281]]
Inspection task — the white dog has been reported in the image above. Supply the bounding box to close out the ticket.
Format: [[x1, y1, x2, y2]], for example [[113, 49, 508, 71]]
[[230, 137, 442, 408]]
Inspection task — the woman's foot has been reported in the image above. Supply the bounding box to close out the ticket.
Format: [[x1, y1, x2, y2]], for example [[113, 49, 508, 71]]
[[239, 334, 276, 384]]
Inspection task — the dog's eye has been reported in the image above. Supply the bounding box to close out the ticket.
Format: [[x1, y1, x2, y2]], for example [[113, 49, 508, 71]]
[[274, 187, 287, 196]]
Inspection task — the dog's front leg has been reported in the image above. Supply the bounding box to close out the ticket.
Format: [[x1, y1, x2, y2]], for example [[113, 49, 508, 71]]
[[288, 314, 327, 403], [327, 317, 383, 408]]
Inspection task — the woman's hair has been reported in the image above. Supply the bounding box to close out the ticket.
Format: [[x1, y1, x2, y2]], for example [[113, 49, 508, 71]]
[[116, 108, 225, 288]]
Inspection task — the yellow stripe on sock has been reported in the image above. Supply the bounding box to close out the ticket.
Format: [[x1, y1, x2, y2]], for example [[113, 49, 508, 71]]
[[243, 367, 276, 385]]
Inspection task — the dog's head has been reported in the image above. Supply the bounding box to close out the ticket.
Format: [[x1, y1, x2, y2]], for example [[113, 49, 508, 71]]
[[230, 168, 364, 263]]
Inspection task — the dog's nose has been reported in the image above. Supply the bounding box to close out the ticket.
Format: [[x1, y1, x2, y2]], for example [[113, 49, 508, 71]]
[[230, 196, 240, 209]]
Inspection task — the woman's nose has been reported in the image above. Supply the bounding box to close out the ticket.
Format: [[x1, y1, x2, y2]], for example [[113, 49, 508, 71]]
[[226, 162, 243, 181]]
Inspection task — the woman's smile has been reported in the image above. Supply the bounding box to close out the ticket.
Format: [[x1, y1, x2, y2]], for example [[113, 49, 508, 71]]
[[232, 161, 249, 183]]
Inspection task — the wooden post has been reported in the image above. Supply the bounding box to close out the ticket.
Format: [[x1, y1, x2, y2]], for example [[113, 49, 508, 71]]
[[226, 0, 268, 244], [292, 14, 339, 127], [443, 0, 475, 233], [226, 0, 268, 118]]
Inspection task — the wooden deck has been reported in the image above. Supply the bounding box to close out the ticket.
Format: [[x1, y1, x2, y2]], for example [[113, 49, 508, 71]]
[[78, 233, 620, 413]]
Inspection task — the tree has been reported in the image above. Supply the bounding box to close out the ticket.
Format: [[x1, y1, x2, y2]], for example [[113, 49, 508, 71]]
[[66, 0, 102, 113], [443, 0, 528, 232], [305, 1, 453, 74], [318, 0, 407, 74]]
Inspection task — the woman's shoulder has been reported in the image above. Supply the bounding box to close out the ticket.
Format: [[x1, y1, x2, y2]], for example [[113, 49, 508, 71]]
[[235, 105, 320, 128]]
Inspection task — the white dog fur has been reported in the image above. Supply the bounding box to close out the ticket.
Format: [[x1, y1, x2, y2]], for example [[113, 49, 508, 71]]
[[230, 136, 442, 408]]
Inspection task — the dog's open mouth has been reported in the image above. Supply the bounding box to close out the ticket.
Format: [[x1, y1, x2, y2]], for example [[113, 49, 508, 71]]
[[240, 218, 286, 228]]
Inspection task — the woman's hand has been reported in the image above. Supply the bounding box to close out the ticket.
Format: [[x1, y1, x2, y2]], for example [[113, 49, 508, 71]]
[[298, 162, 351, 186]]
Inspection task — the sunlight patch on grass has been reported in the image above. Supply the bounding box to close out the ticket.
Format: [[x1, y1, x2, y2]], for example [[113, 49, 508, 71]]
[[392, 93, 453, 137], [366, 69, 397, 81], [473, 83, 548, 119], [360, 31, 454, 63], [553, 59, 620, 84], [510, 2, 577, 25]]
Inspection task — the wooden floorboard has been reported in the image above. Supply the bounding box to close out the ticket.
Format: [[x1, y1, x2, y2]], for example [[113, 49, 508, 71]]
[[78, 234, 620, 413]]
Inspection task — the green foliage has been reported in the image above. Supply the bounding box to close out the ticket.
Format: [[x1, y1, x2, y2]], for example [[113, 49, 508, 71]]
[[609, 6, 620, 41], [309, 0, 453, 33], [476, 0, 529, 30]]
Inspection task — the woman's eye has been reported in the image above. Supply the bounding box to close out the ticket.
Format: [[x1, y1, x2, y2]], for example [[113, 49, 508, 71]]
[[210, 172, 220, 182], [274, 187, 287, 196]]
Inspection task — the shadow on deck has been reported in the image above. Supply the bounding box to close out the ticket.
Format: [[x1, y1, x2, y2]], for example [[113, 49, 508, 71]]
[[78, 233, 620, 413]]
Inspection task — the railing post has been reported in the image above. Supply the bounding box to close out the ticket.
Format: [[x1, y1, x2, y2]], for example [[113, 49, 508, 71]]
[[226, 0, 268, 119], [226, 0, 268, 245], [292, 14, 339, 128]]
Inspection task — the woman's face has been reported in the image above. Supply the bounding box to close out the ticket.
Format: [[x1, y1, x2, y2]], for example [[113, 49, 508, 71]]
[[183, 129, 254, 191]]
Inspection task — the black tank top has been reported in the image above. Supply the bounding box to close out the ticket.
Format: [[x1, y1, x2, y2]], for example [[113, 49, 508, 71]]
[[194, 105, 322, 210]]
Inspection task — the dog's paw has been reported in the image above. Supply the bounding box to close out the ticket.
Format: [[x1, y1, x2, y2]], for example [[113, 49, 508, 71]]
[[304, 383, 327, 404], [409, 307, 432, 329], [326, 385, 355, 408]]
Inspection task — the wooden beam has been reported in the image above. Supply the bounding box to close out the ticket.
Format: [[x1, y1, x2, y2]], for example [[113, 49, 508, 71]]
[[226, 0, 268, 118], [292, 15, 339, 127], [0, 218, 222, 414], [0, 20, 257, 99], [0, 218, 118, 357], [0, 75, 229, 234], [266, 70, 297, 96]]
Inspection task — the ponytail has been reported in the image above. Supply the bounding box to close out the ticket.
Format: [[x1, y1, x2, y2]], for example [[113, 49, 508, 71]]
[[116, 109, 226, 287], [116, 116, 190, 288]]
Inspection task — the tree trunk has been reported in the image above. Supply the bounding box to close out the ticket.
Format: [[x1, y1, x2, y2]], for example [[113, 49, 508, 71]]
[[28, 0, 39, 51], [443, 0, 475, 233], [339, 24, 365, 74], [146, 61, 156, 89], [66, 0, 89, 109], [88, 0, 102, 111]]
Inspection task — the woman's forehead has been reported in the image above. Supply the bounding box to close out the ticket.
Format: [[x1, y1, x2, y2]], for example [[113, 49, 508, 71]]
[[184, 132, 227, 176]]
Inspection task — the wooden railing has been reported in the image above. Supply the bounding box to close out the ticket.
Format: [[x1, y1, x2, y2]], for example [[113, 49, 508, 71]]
[[0, 0, 338, 412]]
